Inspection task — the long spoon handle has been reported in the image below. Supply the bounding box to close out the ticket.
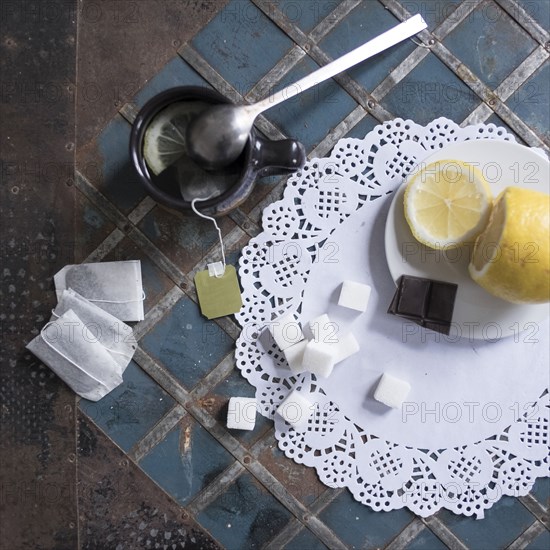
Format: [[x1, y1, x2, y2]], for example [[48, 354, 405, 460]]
[[252, 14, 427, 114]]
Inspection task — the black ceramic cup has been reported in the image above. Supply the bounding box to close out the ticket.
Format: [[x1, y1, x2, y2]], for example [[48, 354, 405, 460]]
[[129, 87, 306, 217]]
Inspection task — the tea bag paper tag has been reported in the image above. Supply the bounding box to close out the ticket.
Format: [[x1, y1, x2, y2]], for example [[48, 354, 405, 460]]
[[195, 265, 242, 319], [208, 261, 225, 278]]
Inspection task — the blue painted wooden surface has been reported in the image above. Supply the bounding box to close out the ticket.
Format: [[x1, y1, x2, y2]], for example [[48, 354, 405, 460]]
[[75, 0, 550, 547]]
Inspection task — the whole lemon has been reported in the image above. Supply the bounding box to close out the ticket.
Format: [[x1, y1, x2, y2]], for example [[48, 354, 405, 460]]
[[468, 187, 550, 304]]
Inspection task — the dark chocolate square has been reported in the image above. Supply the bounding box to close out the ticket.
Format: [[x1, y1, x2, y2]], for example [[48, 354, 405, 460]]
[[426, 281, 458, 322], [396, 276, 430, 318], [387, 275, 458, 336]]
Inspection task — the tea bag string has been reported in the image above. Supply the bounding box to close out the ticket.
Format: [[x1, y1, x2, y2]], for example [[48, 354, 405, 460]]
[[40, 321, 107, 387], [191, 195, 226, 277]]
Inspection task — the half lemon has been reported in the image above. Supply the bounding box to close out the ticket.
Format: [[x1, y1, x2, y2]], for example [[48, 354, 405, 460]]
[[469, 186, 550, 304], [404, 159, 492, 249]]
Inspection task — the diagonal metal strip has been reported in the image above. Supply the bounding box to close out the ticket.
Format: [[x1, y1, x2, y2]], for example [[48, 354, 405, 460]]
[[430, 41, 548, 149], [495, 45, 550, 101], [309, 0, 363, 43], [246, 45, 307, 102], [252, 0, 310, 46], [262, 519, 307, 550], [371, 45, 432, 101], [128, 196, 157, 224], [186, 460, 245, 516], [74, 170, 129, 230], [461, 103, 494, 126], [519, 493, 550, 528], [126, 225, 187, 286], [422, 515, 469, 550], [506, 519, 549, 550], [133, 346, 192, 406], [119, 102, 139, 125], [189, 352, 236, 400], [463, 44, 550, 128], [491, 99, 549, 150], [495, 0, 550, 46], [228, 207, 261, 238], [385, 518, 427, 550], [132, 285, 185, 340], [82, 228, 125, 263], [128, 404, 187, 462], [128, 343, 351, 549], [177, 43, 286, 140], [309, 105, 368, 158]]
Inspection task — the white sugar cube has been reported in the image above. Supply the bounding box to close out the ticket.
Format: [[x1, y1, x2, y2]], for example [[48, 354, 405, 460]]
[[373, 373, 411, 409], [283, 339, 308, 374], [226, 397, 257, 430], [302, 341, 335, 378], [269, 313, 304, 351], [338, 280, 372, 312], [277, 389, 313, 432], [309, 314, 337, 344], [332, 332, 360, 363]]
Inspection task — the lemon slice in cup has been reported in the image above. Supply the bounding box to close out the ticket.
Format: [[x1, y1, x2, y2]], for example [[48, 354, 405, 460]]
[[404, 159, 492, 249], [469, 187, 550, 304], [143, 101, 207, 176]]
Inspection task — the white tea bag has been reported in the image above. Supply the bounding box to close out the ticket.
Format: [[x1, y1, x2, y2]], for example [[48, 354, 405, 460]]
[[26, 309, 123, 401], [54, 261, 144, 321], [52, 289, 136, 372]]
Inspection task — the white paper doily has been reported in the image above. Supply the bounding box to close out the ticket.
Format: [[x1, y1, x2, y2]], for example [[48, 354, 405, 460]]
[[235, 118, 550, 518]]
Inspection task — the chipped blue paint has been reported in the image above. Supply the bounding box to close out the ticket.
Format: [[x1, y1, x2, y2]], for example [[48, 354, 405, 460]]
[[444, 2, 537, 88], [139, 419, 234, 505], [192, 0, 294, 96]]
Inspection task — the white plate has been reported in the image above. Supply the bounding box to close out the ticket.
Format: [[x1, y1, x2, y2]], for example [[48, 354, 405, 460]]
[[384, 139, 549, 340]]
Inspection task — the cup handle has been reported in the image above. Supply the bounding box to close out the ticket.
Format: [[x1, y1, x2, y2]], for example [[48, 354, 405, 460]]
[[252, 136, 306, 177]]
